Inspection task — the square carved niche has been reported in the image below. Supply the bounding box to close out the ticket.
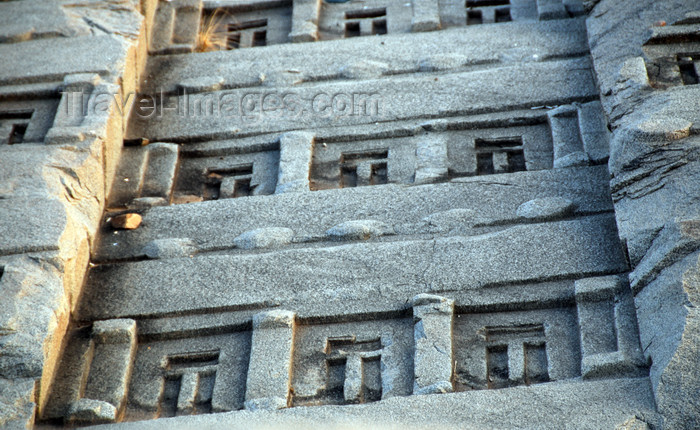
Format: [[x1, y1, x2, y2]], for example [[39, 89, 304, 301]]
[[199, 1, 293, 50]]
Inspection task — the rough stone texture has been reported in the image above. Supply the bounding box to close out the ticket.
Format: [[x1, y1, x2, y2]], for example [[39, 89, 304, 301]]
[[142, 238, 198, 259], [79, 215, 626, 321], [326, 220, 394, 241], [84, 378, 659, 429], [275, 132, 314, 194], [233, 228, 295, 250], [517, 197, 576, 221], [2, 1, 700, 429], [66, 399, 117, 425], [245, 310, 296, 411], [0, 0, 151, 425], [412, 294, 454, 395], [586, 0, 700, 427], [0, 378, 36, 429]]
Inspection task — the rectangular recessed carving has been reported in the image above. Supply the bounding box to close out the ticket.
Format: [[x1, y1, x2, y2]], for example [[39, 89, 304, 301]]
[[575, 276, 647, 379], [483, 324, 549, 389], [129, 331, 250, 418], [677, 53, 700, 85], [0, 99, 58, 144], [524, 342, 549, 385], [166, 350, 220, 370], [466, 0, 509, 6], [0, 111, 33, 120], [486, 344, 510, 389], [441, 0, 582, 28], [197, 2, 292, 52], [292, 318, 413, 407], [454, 307, 580, 391], [373, 19, 388, 35], [340, 150, 389, 188], [205, 164, 255, 200], [226, 33, 241, 49], [325, 336, 382, 404], [172, 148, 277, 204], [465, 0, 511, 25], [161, 350, 220, 416], [8, 123, 28, 145], [1, 110, 32, 145], [344, 8, 387, 37], [345, 8, 387, 20], [344, 21, 361, 38], [643, 20, 700, 88], [108, 141, 280, 207], [310, 120, 556, 190], [474, 136, 526, 175], [226, 19, 268, 49], [467, 9, 483, 24], [319, 1, 407, 39], [495, 7, 511, 22]]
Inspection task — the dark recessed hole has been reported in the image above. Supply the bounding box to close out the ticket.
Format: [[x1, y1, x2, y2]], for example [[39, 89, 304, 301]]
[[678, 54, 699, 85], [507, 150, 526, 172], [252, 30, 267, 46], [233, 177, 253, 197], [524, 342, 550, 385], [227, 19, 267, 32], [345, 21, 361, 37], [371, 162, 388, 185], [475, 136, 523, 149], [341, 165, 358, 187], [345, 8, 386, 19], [208, 164, 254, 176], [160, 375, 181, 417], [495, 7, 512, 22], [342, 150, 388, 161], [8, 123, 28, 144], [167, 350, 220, 370], [227, 33, 241, 49], [0, 110, 33, 120], [372, 19, 387, 35], [486, 345, 509, 389], [477, 153, 494, 175], [466, 0, 509, 6], [467, 9, 483, 25]]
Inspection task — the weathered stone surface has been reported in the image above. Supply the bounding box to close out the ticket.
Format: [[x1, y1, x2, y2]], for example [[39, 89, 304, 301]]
[[5, 0, 700, 428], [517, 197, 576, 221], [233, 228, 295, 250], [81, 378, 659, 429], [0, 35, 132, 86], [79, 215, 626, 320], [128, 58, 598, 142], [326, 220, 394, 241], [421, 209, 479, 233], [140, 19, 590, 94], [414, 135, 448, 185], [245, 310, 296, 411], [93, 166, 615, 262], [0, 378, 35, 430], [142, 238, 198, 259], [66, 398, 117, 425], [586, 1, 700, 426], [0, 255, 64, 380], [0, 0, 147, 422], [412, 295, 454, 395], [91, 319, 136, 345], [275, 132, 314, 194]]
